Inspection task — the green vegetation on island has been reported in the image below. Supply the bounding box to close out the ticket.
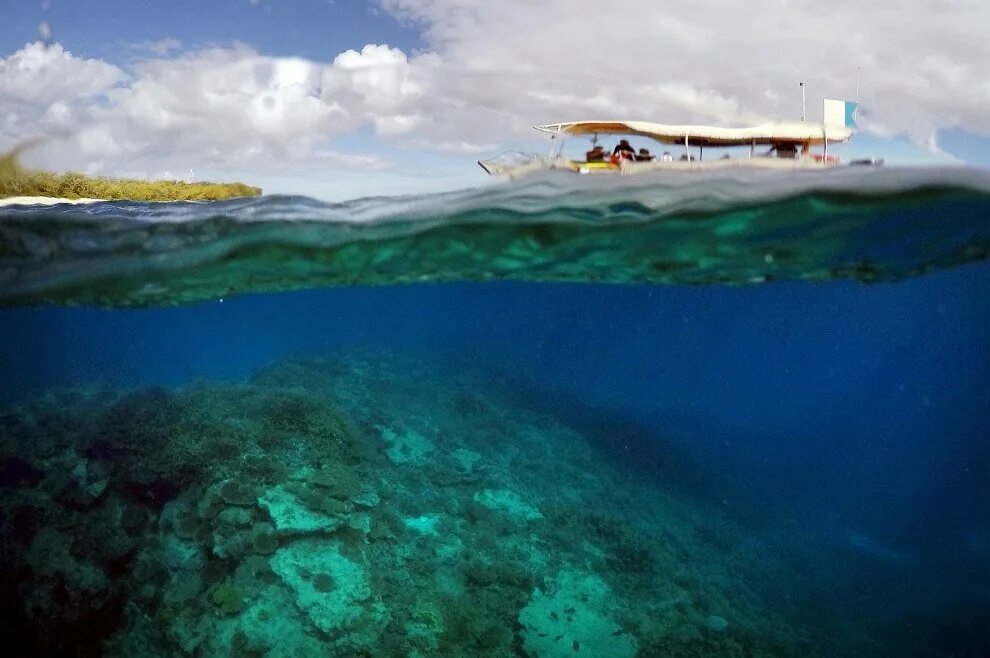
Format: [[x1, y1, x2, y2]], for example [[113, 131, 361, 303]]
[[1, 151, 261, 201]]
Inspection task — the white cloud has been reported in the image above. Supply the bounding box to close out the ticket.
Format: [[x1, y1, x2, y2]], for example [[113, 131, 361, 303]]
[[375, 0, 990, 150], [2, 42, 352, 172], [322, 44, 430, 136], [0, 40, 438, 179], [0, 42, 124, 104], [105, 46, 340, 159], [43, 100, 72, 126]]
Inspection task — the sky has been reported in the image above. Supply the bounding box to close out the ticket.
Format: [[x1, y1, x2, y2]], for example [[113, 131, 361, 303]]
[[2, 0, 990, 200]]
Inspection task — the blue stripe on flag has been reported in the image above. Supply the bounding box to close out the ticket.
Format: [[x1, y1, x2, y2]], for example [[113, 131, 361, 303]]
[[845, 102, 858, 128]]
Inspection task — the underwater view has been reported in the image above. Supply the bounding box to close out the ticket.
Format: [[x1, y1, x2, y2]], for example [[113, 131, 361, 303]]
[[1, 169, 989, 656]]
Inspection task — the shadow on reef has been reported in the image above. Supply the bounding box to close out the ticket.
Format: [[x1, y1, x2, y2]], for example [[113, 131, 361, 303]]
[[0, 349, 948, 657]]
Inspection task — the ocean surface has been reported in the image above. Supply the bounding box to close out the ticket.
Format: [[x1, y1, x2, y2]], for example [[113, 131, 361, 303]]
[[0, 168, 988, 657]]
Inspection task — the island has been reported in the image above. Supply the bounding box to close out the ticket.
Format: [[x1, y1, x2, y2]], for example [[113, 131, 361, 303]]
[[1, 152, 261, 203]]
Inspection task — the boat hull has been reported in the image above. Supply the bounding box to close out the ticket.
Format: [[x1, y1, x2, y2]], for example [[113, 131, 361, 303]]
[[478, 156, 882, 178]]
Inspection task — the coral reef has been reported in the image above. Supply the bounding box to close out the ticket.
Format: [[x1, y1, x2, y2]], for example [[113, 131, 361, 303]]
[[0, 350, 863, 656]]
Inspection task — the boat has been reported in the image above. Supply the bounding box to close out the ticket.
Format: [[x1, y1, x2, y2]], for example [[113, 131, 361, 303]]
[[479, 100, 882, 178]]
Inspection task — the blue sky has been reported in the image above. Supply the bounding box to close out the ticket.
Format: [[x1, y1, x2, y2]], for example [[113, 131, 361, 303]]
[[0, 0, 423, 61], [1, 0, 988, 199]]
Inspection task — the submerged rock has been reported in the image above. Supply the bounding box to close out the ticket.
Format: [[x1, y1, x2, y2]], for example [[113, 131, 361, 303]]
[[404, 514, 440, 537], [706, 614, 730, 632], [257, 484, 343, 536], [473, 487, 543, 522], [378, 426, 434, 464], [350, 488, 380, 508], [218, 479, 258, 507], [451, 447, 483, 474], [269, 538, 386, 641], [212, 516, 276, 560], [519, 569, 637, 658]]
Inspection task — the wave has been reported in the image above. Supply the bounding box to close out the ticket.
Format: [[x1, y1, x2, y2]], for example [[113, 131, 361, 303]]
[[1, 166, 989, 307]]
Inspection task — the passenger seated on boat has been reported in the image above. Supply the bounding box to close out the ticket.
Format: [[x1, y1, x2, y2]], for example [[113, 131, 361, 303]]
[[661, 151, 673, 162], [635, 148, 654, 162], [585, 145, 606, 162], [612, 139, 636, 159], [775, 144, 798, 159]]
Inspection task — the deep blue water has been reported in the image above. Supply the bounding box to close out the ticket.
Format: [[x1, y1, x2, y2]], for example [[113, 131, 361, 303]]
[[1, 172, 989, 654], [3, 264, 988, 639]]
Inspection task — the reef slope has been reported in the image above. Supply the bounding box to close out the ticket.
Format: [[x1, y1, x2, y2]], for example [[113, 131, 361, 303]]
[[0, 350, 884, 656]]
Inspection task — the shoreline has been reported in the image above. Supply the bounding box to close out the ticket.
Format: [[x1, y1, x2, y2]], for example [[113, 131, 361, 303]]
[[0, 196, 105, 207]]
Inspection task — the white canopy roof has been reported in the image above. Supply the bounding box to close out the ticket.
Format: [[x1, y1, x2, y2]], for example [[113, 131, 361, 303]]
[[533, 120, 853, 146]]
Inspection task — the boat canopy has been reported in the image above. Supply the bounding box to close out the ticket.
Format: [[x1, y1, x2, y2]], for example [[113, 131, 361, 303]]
[[533, 120, 853, 146]]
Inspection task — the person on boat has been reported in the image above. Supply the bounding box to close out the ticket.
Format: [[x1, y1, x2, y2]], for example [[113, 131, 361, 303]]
[[661, 151, 673, 162], [585, 145, 606, 162], [636, 148, 654, 162], [612, 139, 636, 159]]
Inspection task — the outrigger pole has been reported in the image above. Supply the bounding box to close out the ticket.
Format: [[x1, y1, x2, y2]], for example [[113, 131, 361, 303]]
[[822, 101, 828, 162], [547, 125, 565, 161]]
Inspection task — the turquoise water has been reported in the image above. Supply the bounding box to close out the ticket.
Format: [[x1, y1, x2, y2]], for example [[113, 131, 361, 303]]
[[3, 168, 988, 307], [0, 169, 988, 656]]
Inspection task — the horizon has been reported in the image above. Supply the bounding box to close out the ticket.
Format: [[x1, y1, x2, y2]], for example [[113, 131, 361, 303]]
[[2, 0, 990, 201]]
